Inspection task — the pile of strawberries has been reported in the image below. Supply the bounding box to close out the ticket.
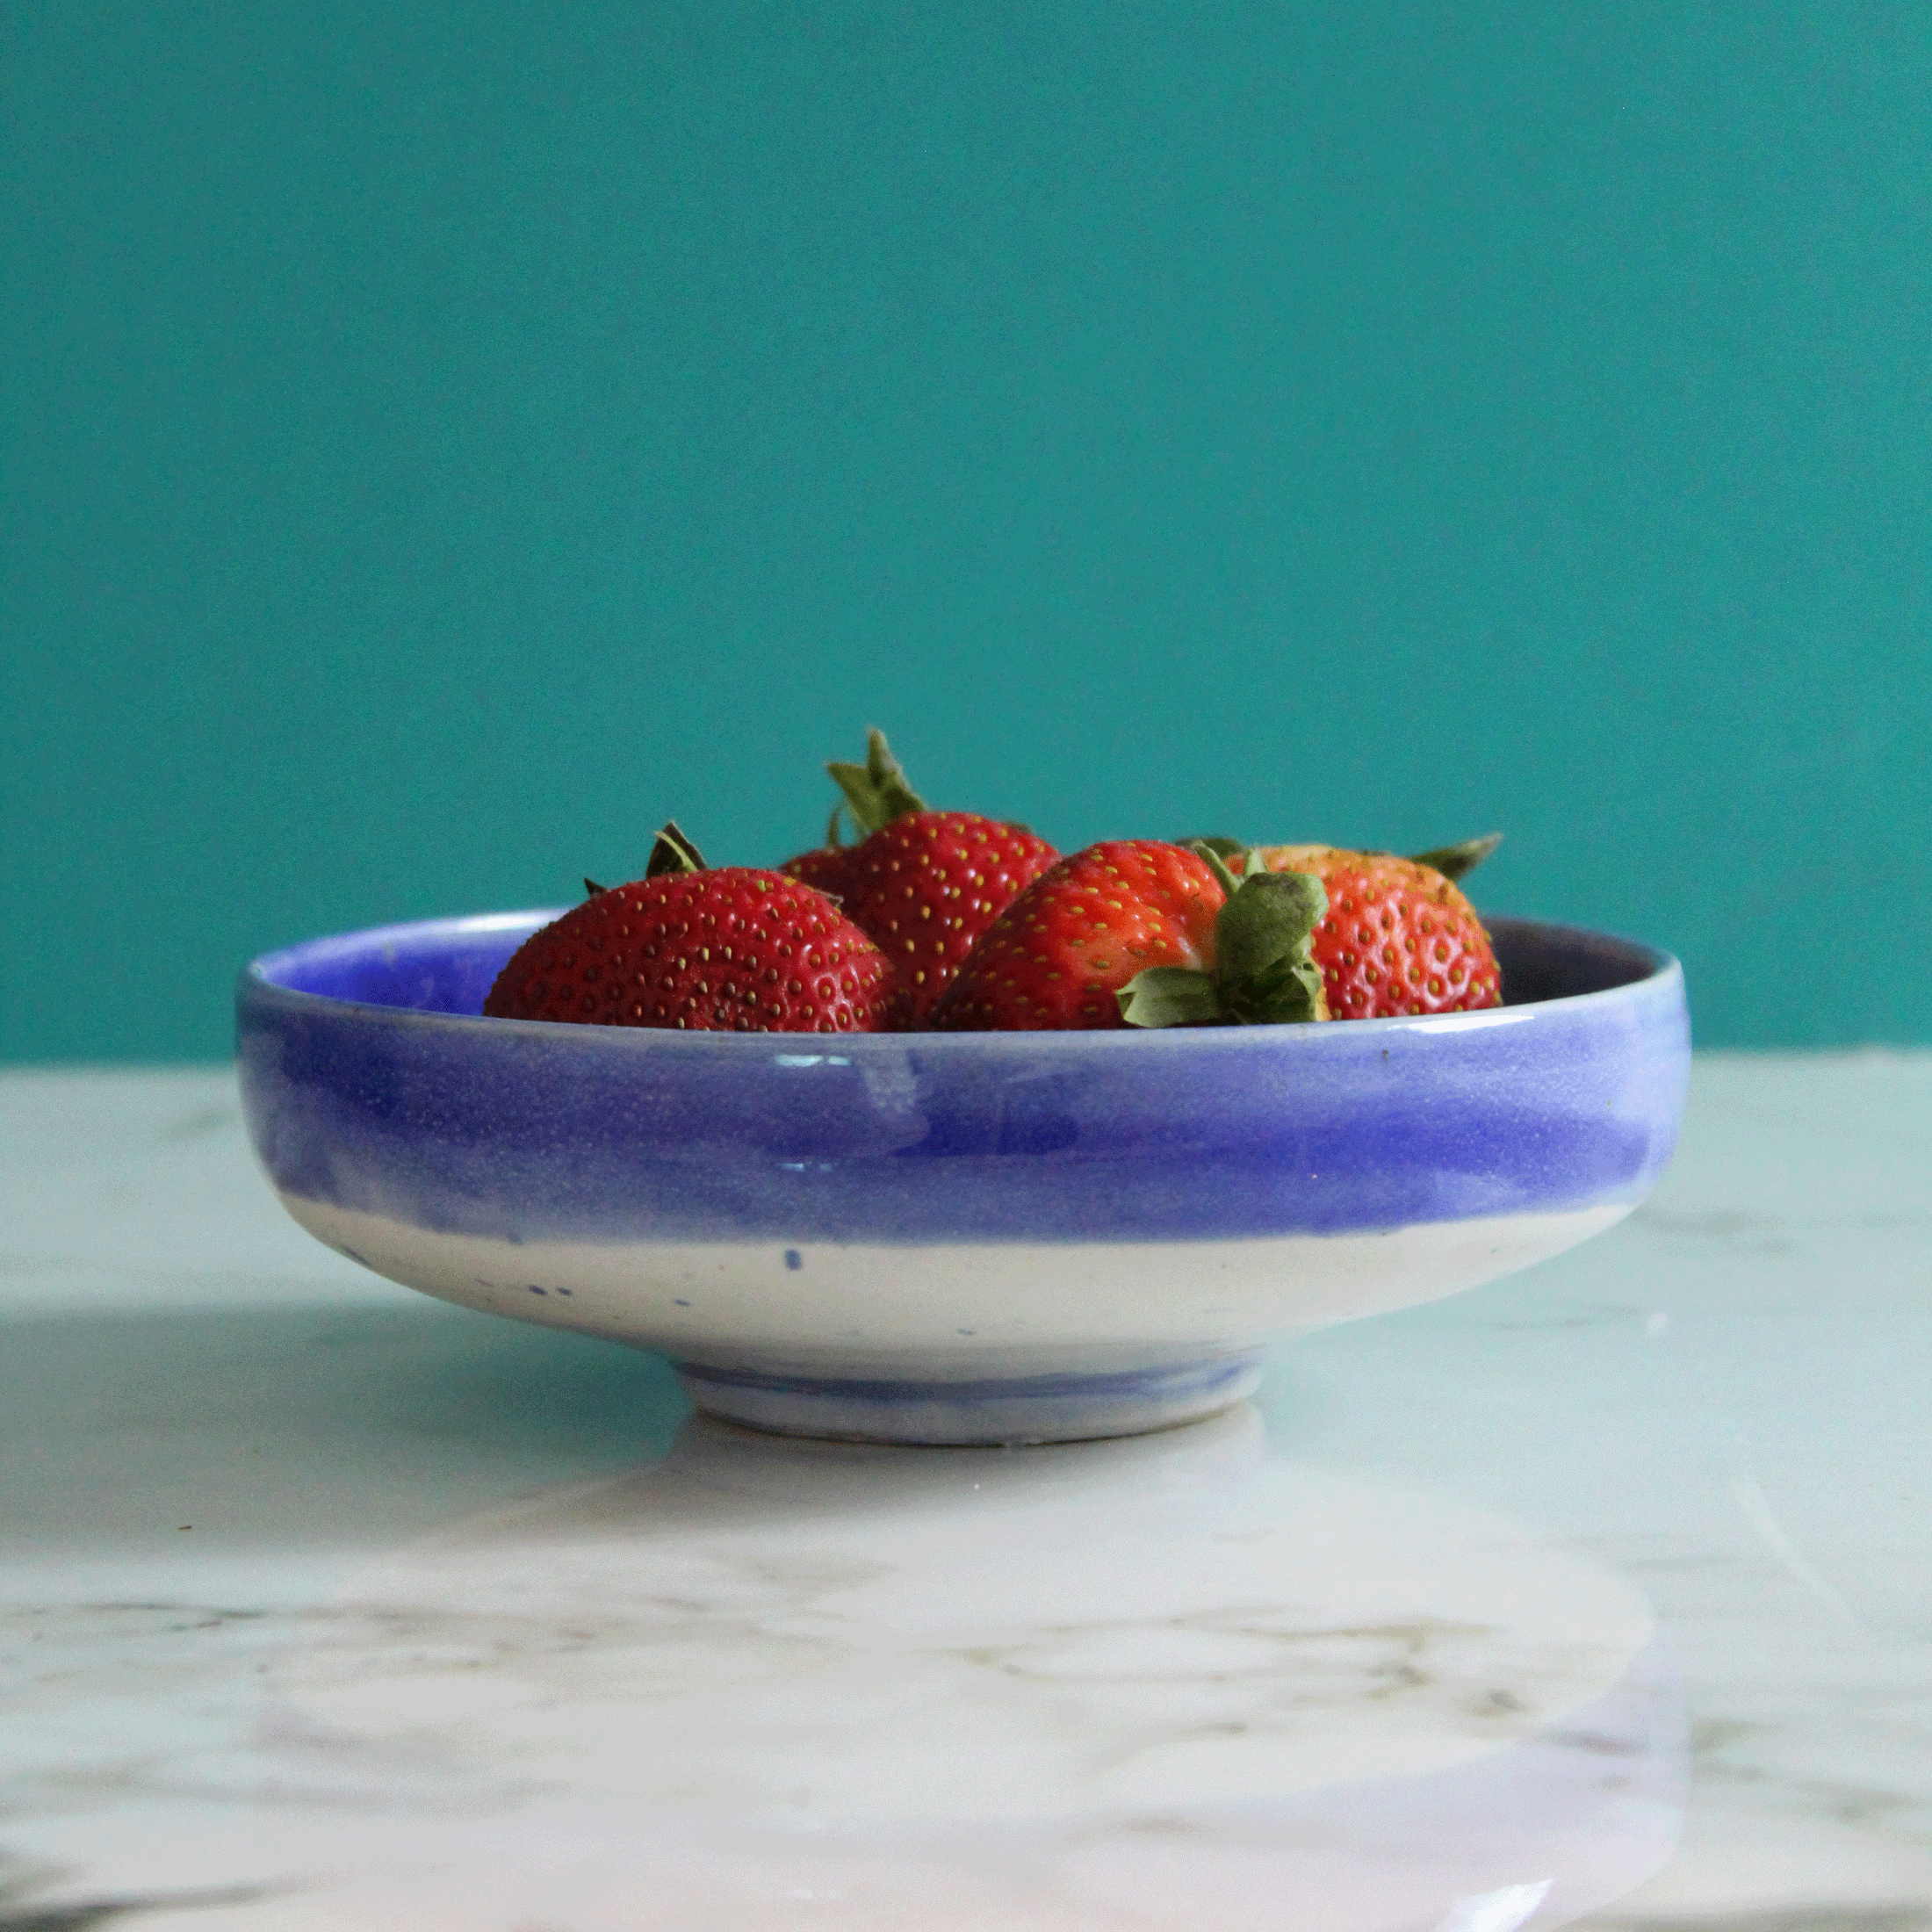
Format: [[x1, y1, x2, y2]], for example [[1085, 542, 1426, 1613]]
[[482, 732, 1503, 1035]]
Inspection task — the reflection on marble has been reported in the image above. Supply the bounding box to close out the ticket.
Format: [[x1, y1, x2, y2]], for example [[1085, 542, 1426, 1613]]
[[4, 1058, 1932, 1928], [4, 1406, 1681, 1930]]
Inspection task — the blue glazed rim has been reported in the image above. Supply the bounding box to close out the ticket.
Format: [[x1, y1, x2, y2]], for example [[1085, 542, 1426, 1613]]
[[240, 909, 1679, 1053], [237, 912, 1690, 1244]]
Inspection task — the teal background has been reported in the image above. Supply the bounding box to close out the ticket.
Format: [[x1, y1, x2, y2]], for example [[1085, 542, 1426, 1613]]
[[5, 2, 1929, 1061]]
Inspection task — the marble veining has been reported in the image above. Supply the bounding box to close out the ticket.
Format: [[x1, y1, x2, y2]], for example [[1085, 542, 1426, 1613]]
[[4, 1056, 1931, 1927], [0, 1420, 1684, 1929]]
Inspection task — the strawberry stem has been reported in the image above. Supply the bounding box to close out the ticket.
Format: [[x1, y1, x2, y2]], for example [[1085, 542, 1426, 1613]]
[[1189, 840, 1244, 901], [827, 728, 927, 836]]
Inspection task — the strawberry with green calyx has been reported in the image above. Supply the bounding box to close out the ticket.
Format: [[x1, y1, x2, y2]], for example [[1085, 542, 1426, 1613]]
[[777, 732, 927, 899], [928, 840, 1221, 1032], [783, 728, 1059, 1027], [483, 823, 892, 1034], [1116, 846, 1331, 1028], [1242, 840, 1502, 1019], [928, 839, 1330, 1033]]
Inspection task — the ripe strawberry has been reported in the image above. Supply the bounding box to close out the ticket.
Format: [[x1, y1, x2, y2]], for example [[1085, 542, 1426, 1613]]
[[782, 730, 1058, 1027], [483, 825, 892, 1033], [1244, 840, 1502, 1019], [929, 840, 1330, 1032]]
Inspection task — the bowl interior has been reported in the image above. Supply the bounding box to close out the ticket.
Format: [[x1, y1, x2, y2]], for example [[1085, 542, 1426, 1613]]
[[249, 912, 1667, 1020], [1486, 919, 1665, 1006], [252, 912, 547, 1015]]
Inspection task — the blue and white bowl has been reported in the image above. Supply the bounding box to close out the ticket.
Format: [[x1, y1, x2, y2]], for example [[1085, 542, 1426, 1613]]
[[237, 912, 1688, 1445]]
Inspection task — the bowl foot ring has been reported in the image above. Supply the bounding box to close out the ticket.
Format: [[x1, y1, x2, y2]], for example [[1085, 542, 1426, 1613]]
[[673, 1351, 1268, 1446]]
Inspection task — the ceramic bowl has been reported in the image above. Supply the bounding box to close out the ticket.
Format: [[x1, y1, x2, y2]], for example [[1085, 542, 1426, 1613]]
[[237, 912, 1688, 1445]]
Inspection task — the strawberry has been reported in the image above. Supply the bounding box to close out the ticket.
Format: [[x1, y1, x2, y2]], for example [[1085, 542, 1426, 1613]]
[[928, 840, 1331, 1032], [776, 825, 856, 902], [782, 730, 1059, 1027], [483, 825, 892, 1033], [1241, 839, 1503, 1019]]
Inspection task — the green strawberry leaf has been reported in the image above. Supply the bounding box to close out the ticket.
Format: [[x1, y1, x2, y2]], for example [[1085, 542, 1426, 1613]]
[[1209, 869, 1330, 1025], [1118, 966, 1224, 1028], [1214, 870, 1326, 983], [1217, 953, 1326, 1025], [827, 728, 927, 836], [1410, 833, 1503, 881], [583, 876, 609, 898], [645, 822, 707, 877]]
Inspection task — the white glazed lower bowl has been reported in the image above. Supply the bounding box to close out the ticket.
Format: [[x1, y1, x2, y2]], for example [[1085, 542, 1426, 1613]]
[[238, 913, 1688, 1445]]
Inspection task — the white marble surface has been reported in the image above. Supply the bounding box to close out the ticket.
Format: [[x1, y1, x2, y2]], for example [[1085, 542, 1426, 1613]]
[[4, 1056, 1931, 1928]]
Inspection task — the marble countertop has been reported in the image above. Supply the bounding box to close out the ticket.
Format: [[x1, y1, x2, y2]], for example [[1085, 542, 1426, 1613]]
[[4, 1056, 1929, 1930]]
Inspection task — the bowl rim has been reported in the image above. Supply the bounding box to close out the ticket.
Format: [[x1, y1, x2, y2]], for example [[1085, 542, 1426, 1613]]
[[238, 910, 1684, 1056]]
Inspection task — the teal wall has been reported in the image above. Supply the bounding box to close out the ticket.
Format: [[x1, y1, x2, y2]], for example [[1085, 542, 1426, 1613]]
[[6, 3, 1929, 1060]]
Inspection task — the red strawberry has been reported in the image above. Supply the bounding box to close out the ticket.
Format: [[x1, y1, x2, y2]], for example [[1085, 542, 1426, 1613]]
[[778, 840, 856, 903], [483, 825, 892, 1033], [1244, 840, 1502, 1019], [782, 731, 1058, 1027], [928, 840, 1331, 1032]]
